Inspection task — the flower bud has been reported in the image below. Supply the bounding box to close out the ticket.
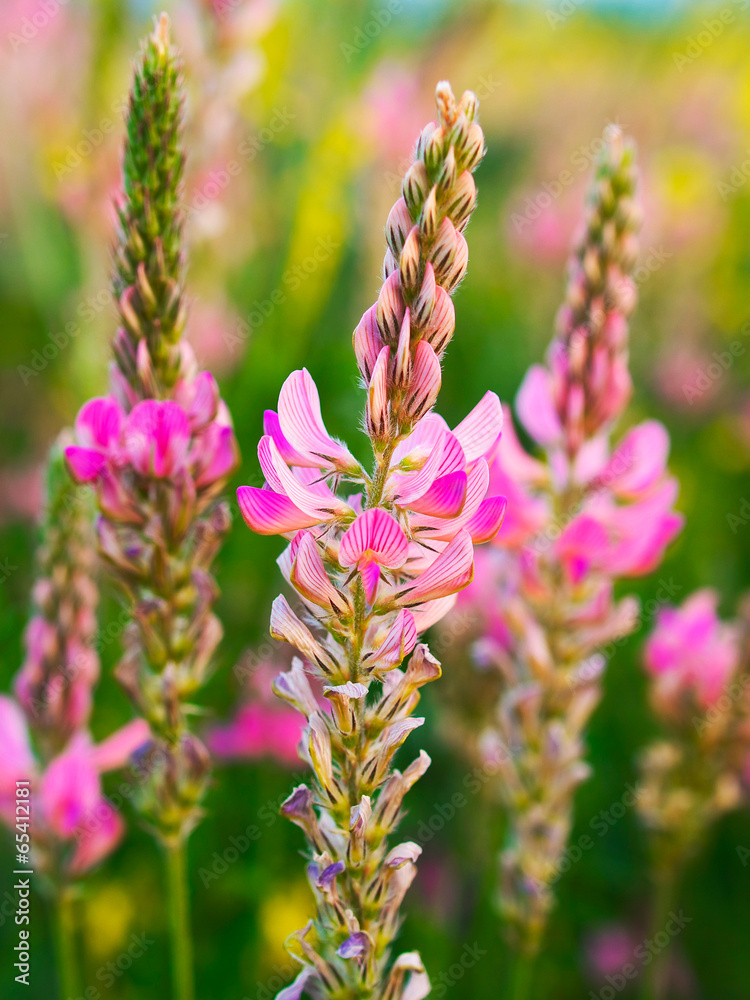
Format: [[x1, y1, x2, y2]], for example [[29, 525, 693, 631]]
[[399, 227, 421, 293], [386, 198, 413, 257], [376, 271, 406, 345], [402, 160, 429, 217]]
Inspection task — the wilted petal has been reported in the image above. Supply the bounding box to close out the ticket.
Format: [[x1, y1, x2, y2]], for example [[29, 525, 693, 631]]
[[237, 485, 320, 535], [274, 660, 320, 717], [385, 842, 423, 868], [269, 595, 338, 675], [278, 369, 358, 471], [337, 932, 371, 959], [275, 968, 316, 1000], [453, 391, 503, 463]]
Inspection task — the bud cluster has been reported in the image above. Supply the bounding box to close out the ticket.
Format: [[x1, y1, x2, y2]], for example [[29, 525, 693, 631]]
[[551, 125, 640, 455]]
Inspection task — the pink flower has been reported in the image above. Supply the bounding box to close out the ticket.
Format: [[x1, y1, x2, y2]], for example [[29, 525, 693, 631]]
[[65, 396, 125, 482], [124, 400, 191, 478], [339, 509, 408, 603], [0, 699, 149, 875], [644, 590, 741, 709], [207, 703, 303, 766]]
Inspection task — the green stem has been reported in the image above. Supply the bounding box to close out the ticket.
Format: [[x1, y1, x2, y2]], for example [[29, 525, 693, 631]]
[[164, 838, 194, 1000], [510, 951, 534, 1000], [641, 867, 677, 1000], [54, 886, 82, 1000]]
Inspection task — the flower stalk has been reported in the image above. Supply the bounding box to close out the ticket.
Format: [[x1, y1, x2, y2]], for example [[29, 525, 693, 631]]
[[238, 81, 506, 999], [64, 16, 239, 999]]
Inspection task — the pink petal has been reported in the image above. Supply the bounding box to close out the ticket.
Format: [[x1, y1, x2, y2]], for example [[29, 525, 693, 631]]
[[389, 431, 449, 506], [339, 509, 409, 569], [237, 485, 320, 535], [124, 400, 191, 478], [398, 530, 475, 605], [404, 340, 441, 422], [175, 371, 219, 430], [603, 420, 670, 497], [410, 595, 457, 632], [74, 396, 124, 451], [264, 410, 309, 467], [194, 423, 238, 488], [258, 437, 353, 522], [465, 495, 507, 543], [367, 345, 390, 439], [354, 305, 385, 383], [363, 610, 417, 670], [410, 458, 490, 541], [68, 800, 124, 875], [453, 391, 503, 463], [408, 471, 467, 517], [278, 369, 357, 471], [65, 446, 108, 483], [0, 697, 35, 821], [91, 719, 150, 773], [515, 365, 561, 446], [291, 532, 353, 616], [359, 557, 382, 604], [556, 515, 611, 584], [40, 736, 101, 838]]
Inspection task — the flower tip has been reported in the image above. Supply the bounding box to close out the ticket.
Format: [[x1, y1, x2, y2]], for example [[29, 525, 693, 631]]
[[153, 12, 171, 53]]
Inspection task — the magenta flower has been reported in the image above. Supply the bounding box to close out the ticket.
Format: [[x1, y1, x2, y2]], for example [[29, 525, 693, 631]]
[[123, 400, 192, 479], [644, 590, 741, 711], [0, 696, 149, 877], [65, 396, 125, 482]]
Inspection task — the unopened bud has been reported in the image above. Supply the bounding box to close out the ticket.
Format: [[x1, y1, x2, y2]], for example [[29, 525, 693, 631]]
[[399, 226, 421, 293]]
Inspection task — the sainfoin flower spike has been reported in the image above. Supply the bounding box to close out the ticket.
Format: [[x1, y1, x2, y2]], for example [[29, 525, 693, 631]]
[[0, 438, 149, 999], [63, 16, 238, 1000], [238, 82, 505, 998], [638, 590, 750, 876], [437, 127, 683, 963], [1, 439, 149, 881]]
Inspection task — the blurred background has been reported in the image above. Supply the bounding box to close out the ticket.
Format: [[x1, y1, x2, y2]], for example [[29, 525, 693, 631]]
[[1, 0, 750, 997]]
